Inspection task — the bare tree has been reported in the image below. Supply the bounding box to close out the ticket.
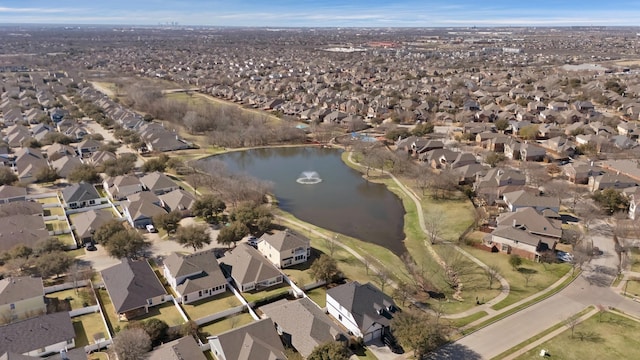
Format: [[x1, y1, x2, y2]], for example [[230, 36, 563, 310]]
[[521, 270, 536, 287], [392, 280, 415, 307], [563, 314, 580, 338], [112, 327, 151, 360], [425, 210, 444, 244], [375, 268, 391, 293], [326, 235, 339, 257], [484, 264, 501, 289], [362, 253, 377, 275], [439, 247, 473, 290]]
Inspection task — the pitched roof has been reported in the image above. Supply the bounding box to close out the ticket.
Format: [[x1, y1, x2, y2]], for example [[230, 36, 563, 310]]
[[0, 276, 44, 306], [259, 229, 310, 252], [496, 207, 562, 239], [261, 297, 347, 357], [71, 209, 116, 240], [503, 190, 560, 210], [158, 189, 196, 212], [125, 198, 167, 222], [0, 214, 49, 252], [326, 281, 396, 331], [219, 244, 282, 287], [0, 312, 75, 354], [101, 259, 167, 314], [61, 182, 100, 203], [148, 336, 207, 360], [211, 318, 287, 360], [139, 172, 179, 192], [0, 201, 42, 217], [0, 185, 27, 200], [164, 250, 226, 295]]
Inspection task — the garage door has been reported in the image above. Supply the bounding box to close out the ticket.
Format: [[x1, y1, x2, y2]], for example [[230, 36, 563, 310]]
[[364, 328, 382, 343]]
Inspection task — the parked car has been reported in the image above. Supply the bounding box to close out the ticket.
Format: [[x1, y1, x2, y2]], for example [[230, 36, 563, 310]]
[[146, 224, 157, 233], [85, 241, 97, 251], [247, 236, 259, 247], [556, 251, 573, 263]]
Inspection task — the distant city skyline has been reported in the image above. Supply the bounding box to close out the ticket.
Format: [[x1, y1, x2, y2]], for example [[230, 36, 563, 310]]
[[1, 1, 639, 27]]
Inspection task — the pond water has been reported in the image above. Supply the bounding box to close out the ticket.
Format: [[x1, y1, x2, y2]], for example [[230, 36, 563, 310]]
[[202, 147, 406, 256]]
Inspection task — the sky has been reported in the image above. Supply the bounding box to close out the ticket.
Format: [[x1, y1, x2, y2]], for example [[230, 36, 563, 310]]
[[1, 1, 639, 27]]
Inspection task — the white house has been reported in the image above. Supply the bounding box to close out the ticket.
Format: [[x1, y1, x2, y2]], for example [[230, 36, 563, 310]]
[[326, 281, 397, 342], [257, 229, 311, 268], [0, 312, 76, 356], [163, 250, 227, 304]]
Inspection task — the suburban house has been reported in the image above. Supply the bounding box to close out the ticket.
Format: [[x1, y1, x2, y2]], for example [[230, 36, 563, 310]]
[[0, 212, 49, 253], [101, 258, 168, 320], [103, 174, 144, 200], [122, 192, 168, 228], [588, 173, 638, 192], [158, 188, 196, 214], [13, 148, 48, 184], [484, 207, 562, 260], [89, 150, 117, 166], [563, 163, 602, 184], [163, 250, 227, 304], [261, 297, 348, 357], [208, 318, 287, 360], [75, 138, 102, 158], [61, 182, 102, 209], [140, 172, 180, 195], [218, 244, 284, 292], [0, 185, 27, 204], [71, 209, 116, 244], [502, 190, 560, 213], [50, 155, 83, 179], [148, 336, 207, 360], [45, 143, 77, 161], [0, 311, 75, 357], [326, 281, 397, 342], [0, 276, 46, 324], [257, 229, 311, 269]]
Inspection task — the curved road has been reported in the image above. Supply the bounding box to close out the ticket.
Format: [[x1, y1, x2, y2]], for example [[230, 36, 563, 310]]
[[431, 219, 640, 359]]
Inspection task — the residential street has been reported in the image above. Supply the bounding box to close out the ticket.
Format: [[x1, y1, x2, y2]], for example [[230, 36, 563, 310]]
[[430, 240, 640, 360]]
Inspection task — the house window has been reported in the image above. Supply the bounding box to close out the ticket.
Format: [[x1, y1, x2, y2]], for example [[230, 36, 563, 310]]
[[184, 295, 188, 302], [147, 298, 153, 305], [338, 314, 342, 321], [9, 303, 15, 310], [198, 291, 202, 297], [67, 339, 74, 344], [501, 244, 510, 252]]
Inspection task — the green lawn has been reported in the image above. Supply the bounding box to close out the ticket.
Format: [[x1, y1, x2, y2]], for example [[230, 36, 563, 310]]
[[88, 352, 109, 360], [46, 219, 70, 232], [305, 287, 327, 308], [97, 288, 185, 334], [73, 312, 109, 347], [276, 210, 410, 296], [623, 278, 640, 298], [242, 283, 292, 304], [46, 289, 86, 310], [515, 312, 640, 360], [56, 233, 76, 247], [463, 247, 571, 310], [630, 248, 640, 273], [181, 291, 241, 320], [199, 313, 255, 338]]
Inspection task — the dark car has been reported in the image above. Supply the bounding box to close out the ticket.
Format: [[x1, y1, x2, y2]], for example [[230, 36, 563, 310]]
[[85, 242, 97, 251]]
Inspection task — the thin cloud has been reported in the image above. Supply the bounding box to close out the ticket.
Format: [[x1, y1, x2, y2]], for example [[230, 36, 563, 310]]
[[0, 7, 68, 14]]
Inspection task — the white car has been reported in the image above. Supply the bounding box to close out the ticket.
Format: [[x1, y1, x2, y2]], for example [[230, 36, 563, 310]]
[[247, 236, 259, 247], [146, 224, 157, 233]]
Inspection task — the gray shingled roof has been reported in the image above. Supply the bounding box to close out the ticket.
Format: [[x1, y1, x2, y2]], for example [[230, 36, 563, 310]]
[[260, 297, 347, 357], [326, 281, 396, 332], [164, 250, 226, 295], [0, 276, 43, 306], [0, 312, 75, 354], [101, 259, 167, 314], [260, 229, 310, 252], [158, 189, 196, 212], [148, 336, 206, 360], [218, 244, 282, 289], [211, 318, 287, 360], [0, 214, 49, 252], [0, 185, 27, 200], [71, 209, 116, 240], [61, 182, 101, 204], [139, 172, 178, 192]]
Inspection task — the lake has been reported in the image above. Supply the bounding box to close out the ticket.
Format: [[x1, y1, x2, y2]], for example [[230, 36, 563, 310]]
[[201, 147, 406, 256]]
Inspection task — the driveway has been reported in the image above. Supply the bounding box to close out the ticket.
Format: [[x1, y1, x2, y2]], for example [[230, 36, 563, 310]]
[[78, 217, 224, 272]]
